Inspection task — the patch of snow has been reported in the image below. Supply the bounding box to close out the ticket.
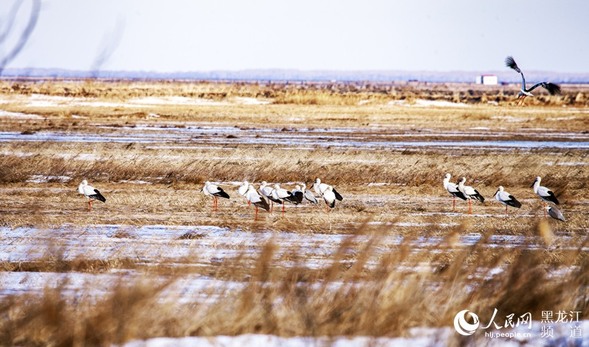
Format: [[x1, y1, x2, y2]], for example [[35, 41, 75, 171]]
[[26, 175, 72, 183], [491, 115, 526, 123], [388, 99, 469, 108], [231, 97, 271, 105], [0, 110, 43, 119], [123, 332, 449, 347], [122, 323, 589, 347], [129, 96, 227, 106], [118, 180, 152, 185]]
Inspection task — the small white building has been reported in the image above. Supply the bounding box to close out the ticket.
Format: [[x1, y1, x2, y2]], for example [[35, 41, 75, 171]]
[[475, 74, 498, 85]]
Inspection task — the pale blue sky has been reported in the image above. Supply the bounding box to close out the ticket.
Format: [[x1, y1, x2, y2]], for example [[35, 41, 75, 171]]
[[2, 0, 588, 73]]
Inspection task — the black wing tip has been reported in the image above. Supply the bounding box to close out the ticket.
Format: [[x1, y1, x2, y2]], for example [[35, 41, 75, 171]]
[[473, 190, 485, 203], [269, 197, 282, 204], [546, 191, 560, 205], [92, 189, 106, 202], [545, 83, 561, 95], [333, 188, 343, 201], [454, 191, 468, 201], [505, 56, 521, 72], [256, 199, 271, 211], [508, 198, 522, 208], [217, 190, 230, 199]]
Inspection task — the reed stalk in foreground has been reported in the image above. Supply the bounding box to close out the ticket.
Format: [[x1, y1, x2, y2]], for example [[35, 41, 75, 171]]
[[0, 222, 587, 346]]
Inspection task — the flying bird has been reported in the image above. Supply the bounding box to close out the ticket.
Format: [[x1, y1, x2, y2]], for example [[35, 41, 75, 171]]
[[443, 173, 467, 211], [78, 179, 106, 211], [202, 181, 230, 211], [457, 177, 485, 214], [493, 186, 522, 215], [505, 56, 561, 105]]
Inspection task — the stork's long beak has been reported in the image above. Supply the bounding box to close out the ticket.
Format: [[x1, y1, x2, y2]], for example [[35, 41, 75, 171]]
[[493, 189, 499, 198], [530, 180, 537, 188]]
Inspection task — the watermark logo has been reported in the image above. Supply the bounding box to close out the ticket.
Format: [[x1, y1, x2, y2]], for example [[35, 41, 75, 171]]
[[453, 308, 583, 340], [453, 309, 480, 336]]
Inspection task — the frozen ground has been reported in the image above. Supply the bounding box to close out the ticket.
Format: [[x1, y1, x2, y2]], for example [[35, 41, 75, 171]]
[[1, 125, 589, 151], [1, 224, 587, 345], [0, 224, 583, 299], [124, 322, 589, 346]]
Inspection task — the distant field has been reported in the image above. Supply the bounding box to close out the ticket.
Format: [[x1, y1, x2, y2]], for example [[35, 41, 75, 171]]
[[1, 80, 588, 346]]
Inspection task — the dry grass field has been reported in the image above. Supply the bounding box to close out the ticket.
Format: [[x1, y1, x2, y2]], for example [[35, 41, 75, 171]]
[[1, 80, 589, 346]]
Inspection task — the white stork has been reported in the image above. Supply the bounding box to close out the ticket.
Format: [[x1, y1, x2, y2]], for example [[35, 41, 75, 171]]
[[313, 178, 342, 210], [531, 176, 559, 205], [301, 183, 318, 204], [202, 181, 230, 211], [532, 176, 560, 217], [313, 178, 343, 201], [443, 173, 467, 211], [505, 56, 561, 106], [546, 206, 566, 222], [238, 180, 251, 206], [259, 181, 281, 212], [245, 182, 270, 220], [271, 183, 294, 214], [457, 177, 485, 214], [493, 186, 522, 215], [78, 179, 106, 211]]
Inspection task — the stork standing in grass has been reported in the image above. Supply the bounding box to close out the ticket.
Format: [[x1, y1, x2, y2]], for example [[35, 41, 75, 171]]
[[290, 185, 304, 205], [78, 179, 106, 211], [313, 178, 343, 210], [271, 183, 294, 214], [202, 181, 230, 211], [457, 177, 485, 214], [259, 181, 281, 212], [245, 182, 270, 220], [505, 56, 561, 105], [301, 183, 318, 204], [443, 173, 467, 211], [531, 176, 560, 217], [493, 186, 522, 215], [238, 180, 251, 206], [546, 205, 566, 222]]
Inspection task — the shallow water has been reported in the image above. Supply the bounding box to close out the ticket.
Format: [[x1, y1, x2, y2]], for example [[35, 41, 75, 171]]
[[1, 128, 588, 150]]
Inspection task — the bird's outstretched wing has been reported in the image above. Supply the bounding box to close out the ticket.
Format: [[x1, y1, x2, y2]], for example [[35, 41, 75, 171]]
[[527, 82, 561, 95], [505, 56, 521, 73]]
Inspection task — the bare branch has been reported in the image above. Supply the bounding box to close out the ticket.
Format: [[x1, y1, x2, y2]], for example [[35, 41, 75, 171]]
[[0, 0, 41, 76]]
